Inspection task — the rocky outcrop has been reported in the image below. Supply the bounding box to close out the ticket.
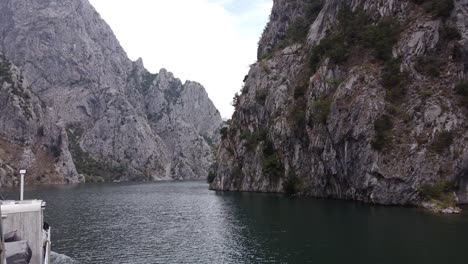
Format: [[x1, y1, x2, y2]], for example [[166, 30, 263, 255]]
[[0, 0, 222, 185], [210, 0, 468, 210], [0, 54, 81, 186]]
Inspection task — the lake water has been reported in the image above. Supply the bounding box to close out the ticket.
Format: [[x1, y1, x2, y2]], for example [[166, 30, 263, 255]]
[[1, 181, 468, 264]]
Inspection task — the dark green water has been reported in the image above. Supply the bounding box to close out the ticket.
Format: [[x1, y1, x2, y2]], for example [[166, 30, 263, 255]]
[[1, 181, 467, 264]]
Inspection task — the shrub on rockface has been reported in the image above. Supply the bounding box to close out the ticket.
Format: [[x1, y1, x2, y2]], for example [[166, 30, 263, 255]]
[[262, 141, 283, 181], [255, 89, 268, 105], [220, 127, 229, 140], [241, 129, 268, 152], [207, 171, 216, 184], [371, 115, 394, 151], [312, 97, 332, 125], [382, 59, 408, 102], [411, 0, 454, 18], [289, 99, 307, 128], [0, 64, 13, 84], [232, 93, 240, 108], [285, 0, 324, 43], [455, 81, 468, 107], [419, 180, 456, 206], [49, 145, 61, 158], [415, 55, 442, 77], [67, 124, 126, 181], [309, 8, 401, 72], [430, 130, 454, 154], [441, 23, 462, 41], [274, 0, 325, 49], [283, 172, 305, 196]]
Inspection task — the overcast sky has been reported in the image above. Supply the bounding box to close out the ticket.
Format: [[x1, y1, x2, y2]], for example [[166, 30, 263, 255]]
[[89, 0, 272, 118]]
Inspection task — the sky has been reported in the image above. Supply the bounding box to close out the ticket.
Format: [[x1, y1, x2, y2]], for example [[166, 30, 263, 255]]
[[88, 0, 273, 118]]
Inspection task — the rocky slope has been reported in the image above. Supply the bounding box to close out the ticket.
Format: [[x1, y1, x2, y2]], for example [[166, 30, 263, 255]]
[[0, 0, 222, 185], [0, 54, 81, 186], [210, 0, 468, 212]]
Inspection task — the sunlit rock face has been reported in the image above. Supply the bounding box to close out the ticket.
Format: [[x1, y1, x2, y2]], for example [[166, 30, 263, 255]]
[[211, 0, 468, 209], [0, 0, 222, 185]]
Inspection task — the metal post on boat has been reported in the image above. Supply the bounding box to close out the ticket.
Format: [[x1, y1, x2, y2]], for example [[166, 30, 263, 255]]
[[19, 169, 26, 201]]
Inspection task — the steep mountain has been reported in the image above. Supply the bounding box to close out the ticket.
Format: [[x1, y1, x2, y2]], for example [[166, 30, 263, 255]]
[[0, 0, 222, 185], [210, 0, 468, 212], [0, 54, 81, 186]]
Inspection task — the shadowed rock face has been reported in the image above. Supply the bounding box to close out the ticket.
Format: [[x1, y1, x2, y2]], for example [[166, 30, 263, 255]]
[[211, 0, 468, 208], [0, 0, 222, 185]]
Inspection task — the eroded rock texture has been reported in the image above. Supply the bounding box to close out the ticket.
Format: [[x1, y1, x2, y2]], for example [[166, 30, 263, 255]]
[[211, 0, 468, 209], [0, 0, 222, 185]]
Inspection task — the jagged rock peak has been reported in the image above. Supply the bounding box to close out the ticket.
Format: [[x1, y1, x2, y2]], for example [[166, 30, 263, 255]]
[[0, 0, 223, 184]]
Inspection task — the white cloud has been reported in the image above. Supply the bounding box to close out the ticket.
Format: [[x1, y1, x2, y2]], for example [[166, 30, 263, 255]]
[[89, 0, 272, 118]]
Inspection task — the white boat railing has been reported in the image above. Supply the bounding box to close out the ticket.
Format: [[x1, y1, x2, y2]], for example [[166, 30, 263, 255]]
[[44, 227, 51, 264]]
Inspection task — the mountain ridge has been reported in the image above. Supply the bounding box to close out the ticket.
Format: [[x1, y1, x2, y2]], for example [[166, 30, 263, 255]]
[[0, 0, 222, 185]]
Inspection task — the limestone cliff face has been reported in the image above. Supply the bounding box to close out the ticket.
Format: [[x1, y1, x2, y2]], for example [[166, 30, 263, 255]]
[[0, 0, 222, 185], [211, 0, 468, 211], [0, 54, 81, 186]]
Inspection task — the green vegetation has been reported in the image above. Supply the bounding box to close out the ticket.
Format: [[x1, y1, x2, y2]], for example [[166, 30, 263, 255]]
[[313, 97, 332, 125], [255, 89, 268, 105], [260, 60, 271, 74], [67, 123, 126, 181], [232, 93, 240, 108], [241, 129, 268, 152], [289, 100, 307, 128], [262, 141, 283, 181], [294, 85, 308, 99], [260, 1, 324, 59], [141, 72, 157, 91], [419, 180, 456, 206], [240, 84, 249, 95], [325, 78, 343, 88], [220, 127, 229, 140], [37, 126, 45, 137], [455, 81, 468, 95], [285, 17, 310, 44], [282, 172, 305, 196], [371, 115, 394, 151], [417, 89, 434, 98], [309, 8, 401, 72], [49, 145, 61, 158], [49, 135, 63, 158], [430, 130, 454, 154], [85, 175, 105, 183], [207, 171, 216, 184], [284, 0, 324, 43], [163, 85, 182, 104], [411, 0, 454, 18], [202, 134, 214, 146], [147, 112, 164, 123], [441, 23, 462, 41], [0, 56, 13, 83], [415, 55, 441, 77], [381, 59, 408, 103], [455, 81, 468, 107]]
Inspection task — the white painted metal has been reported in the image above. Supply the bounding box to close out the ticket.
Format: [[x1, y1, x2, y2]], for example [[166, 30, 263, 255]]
[[20, 173, 24, 201], [1, 200, 42, 214], [43, 227, 51, 264], [0, 205, 4, 264], [1, 200, 44, 264]]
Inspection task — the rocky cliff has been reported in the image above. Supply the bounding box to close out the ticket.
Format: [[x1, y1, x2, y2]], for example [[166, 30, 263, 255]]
[[210, 0, 468, 212], [0, 54, 81, 186], [0, 0, 222, 185]]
